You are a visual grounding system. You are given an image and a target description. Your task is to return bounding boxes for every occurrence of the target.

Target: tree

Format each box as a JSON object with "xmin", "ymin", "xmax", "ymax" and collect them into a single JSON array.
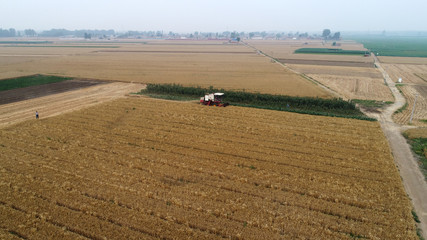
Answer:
[
  {"xmin": 0, "ymin": 28, "xmax": 17, "ymax": 37},
  {"xmin": 322, "ymin": 29, "xmax": 331, "ymax": 39},
  {"xmin": 84, "ymin": 33, "xmax": 91, "ymax": 39},
  {"xmin": 24, "ymin": 29, "xmax": 37, "ymax": 37},
  {"xmin": 9, "ymin": 28, "xmax": 16, "ymax": 37},
  {"xmin": 332, "ymin": 32, "xmax": 340, "ymax": 40}
]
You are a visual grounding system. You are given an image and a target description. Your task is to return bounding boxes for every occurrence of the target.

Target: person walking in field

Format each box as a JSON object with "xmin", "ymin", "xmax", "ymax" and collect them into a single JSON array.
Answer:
[{"xmin": 35, "ymin": 111, "xmax": 39, "ymax": 119}]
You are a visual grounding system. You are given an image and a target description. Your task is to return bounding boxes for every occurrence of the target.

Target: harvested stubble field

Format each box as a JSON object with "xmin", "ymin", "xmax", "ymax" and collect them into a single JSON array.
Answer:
[
  {"xmin": 246, "ymin": 40, "xmax": 373, "ymax": 64},
  {"xmin": 382, "ymin": 63, "xmax": 427, "ymax": 84},
  {"xmin": 380, "ymin": 62, "xmax": 427, "ymax": 125},
  {"xmin": 378, "ymin": 56, "xmax": 427, "ymax": 65},
  {"xmin": 0, "ymin": 97, "xmax": 417, "ymax": 239},
  {"xmin": 244, "ymin": 40, "xmax": 393, "ymax": 102},
  {"xmin": 0, "ymin": 40, "xmax": 330, "ymax": 97},
  {"xmin": 287, "ymin": 64, "xmax": 393, "ymax": 101},
  {"xmin": 394, "ymin": 84, "xmax": 427, "ymax": 126}
]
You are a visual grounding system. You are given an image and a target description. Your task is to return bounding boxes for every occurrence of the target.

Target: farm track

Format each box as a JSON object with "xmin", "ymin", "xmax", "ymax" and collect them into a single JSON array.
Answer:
[
  {"xmin": 0, "ymin": 97, "xmax": 418, "ymax": 239},
  {"xmin": 369, "ymin": 54, "xmax": 427, "ymax": 239}
]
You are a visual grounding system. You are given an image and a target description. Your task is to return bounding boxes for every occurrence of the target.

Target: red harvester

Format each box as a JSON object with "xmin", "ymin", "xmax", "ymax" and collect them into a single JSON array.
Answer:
[{"xmin": 200, "ymin": 93, "xmax": 229, "ymax": 107}]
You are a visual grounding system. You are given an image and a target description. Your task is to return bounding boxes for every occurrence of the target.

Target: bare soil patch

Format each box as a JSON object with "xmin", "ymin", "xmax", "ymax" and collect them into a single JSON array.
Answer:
[
  {"xmin": 0, "ymin": 79, "xmax": 107, "ymax": 105},
  {"xmin": 278, "ymin": 58, "xmax": 374, "ymax": 68},
  {"xmin": 0, "ymin": 82, "xmax": 144, "ymax": 128}
]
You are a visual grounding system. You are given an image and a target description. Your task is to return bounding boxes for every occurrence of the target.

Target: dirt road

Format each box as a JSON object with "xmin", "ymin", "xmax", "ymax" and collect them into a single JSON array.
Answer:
[
  {"xmin": 0, "ymin": 82, "xmax": 145, "ymax": 128},
  {"xmin": 372, "ymin": 54, "xmax": 427, "ymax": 238}
]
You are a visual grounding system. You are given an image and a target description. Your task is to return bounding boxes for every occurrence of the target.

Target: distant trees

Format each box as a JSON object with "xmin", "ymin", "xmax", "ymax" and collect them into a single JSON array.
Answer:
[
  {"xmin": 322, "ymin": 29, "xmax": 331, "ymax": 39},
  {"xmin": 84, "ymin": 33, "xmax": 91, "ymax": 39},
  {"xmin": 322, "ymin": 29, "xmax": 341, "ymax": 41},
  {"xmin": 0, "ymin": 28, "xmax": 17, "ymax": 37},
  {"xmin": 39, "ymin": 29, "xmax": 115, "ymax": 38},
  {"xmin": 332, "ymin": 32, "xmax": 340, "ymax": 40},
  {"xmin": 24, "ymin": 29, "xmax": 37, "ymax": 37}
]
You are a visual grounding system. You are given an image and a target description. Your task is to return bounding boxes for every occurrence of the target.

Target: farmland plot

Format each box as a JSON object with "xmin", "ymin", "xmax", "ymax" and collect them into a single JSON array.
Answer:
[
  {"xmin": 246, "ymin": 40, "xmax": 373, "ymax": 64},
  {"xmin": 0, "ymin": 40, "xmax": 330, "ymax": 97},
  {"xmin": 287, "ymin": 64, "xmax": 393, "ymax": 101},
  {"xmin": 0, "ymin": 97, "xmax": 417, "ymax": 239}
]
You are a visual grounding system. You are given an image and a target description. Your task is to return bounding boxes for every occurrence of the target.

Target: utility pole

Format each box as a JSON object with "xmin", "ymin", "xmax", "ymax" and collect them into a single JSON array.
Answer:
[{"xmin": 409, "ymin": 94, "xmax": 419, "ymax": 124}]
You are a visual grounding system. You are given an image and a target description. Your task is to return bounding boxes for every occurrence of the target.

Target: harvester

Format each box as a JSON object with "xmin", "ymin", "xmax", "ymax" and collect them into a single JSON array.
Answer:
[{"xmin": 200, "ymin": 93, "xmax": 229, "ymax": 107}]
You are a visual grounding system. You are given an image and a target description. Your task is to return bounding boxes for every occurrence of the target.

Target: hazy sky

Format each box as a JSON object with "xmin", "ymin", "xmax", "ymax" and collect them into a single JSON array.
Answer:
[{"xmin": 1, "ymin": 0, "xmax": 427, "ymax": 33}]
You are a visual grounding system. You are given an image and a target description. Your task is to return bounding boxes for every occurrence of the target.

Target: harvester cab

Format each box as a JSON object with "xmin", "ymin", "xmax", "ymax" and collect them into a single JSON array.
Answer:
[{"xmin": 200, "ymin": 93, "xmax": 229, "ymax": 107}]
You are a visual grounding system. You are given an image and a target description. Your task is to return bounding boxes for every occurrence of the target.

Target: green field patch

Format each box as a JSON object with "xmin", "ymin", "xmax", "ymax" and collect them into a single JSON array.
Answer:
[
  {"xmin": 140, "ymin": 84, "xmax": 375, "ymax": 121},
  {"xmin": 351, "ymin": 36, "xmax": 427, "ymax": 58},
  {"xmin": 0, "ymin": 75, "xmax": 72, "ymax": 91},
  {"xmin": 294, "ymin": 48, "xmax": 367, "ymax": 56},
  {"xmin": 352, "ymin": 99, "xmax": 393, "ymax": 108},
  {"xmin": 0, "ymin": 41, "xmax": 53, "ymax": 44}
]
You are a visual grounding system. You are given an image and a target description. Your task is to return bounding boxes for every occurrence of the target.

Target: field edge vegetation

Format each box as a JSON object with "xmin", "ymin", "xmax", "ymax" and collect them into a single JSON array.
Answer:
[
  {"xmin": 403, "ymin": 132, "xmax": 427, "ymax": 180},
  {"xmin": 0, "ymin": 74, "xmax": 72, "ymax": 91},
  {"xmin": 294, "ymin": 48, "xmax": 368, "ymax": 56},
  {"xmin": 139, "ymin": 83, "xmax": 376, "ymax": 121}
]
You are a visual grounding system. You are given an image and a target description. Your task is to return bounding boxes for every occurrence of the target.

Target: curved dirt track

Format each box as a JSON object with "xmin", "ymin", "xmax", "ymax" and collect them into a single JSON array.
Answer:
[
  {"xmin": 371, "ymin": 54, "xmax": 427, "ymax": 239},
  {"xmin": 0, "ymin": 82, "xmax": 145, "ymax": 128}
]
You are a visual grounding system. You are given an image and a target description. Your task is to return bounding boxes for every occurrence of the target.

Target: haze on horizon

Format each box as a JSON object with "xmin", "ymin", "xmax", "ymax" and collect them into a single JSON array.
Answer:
[{"xmin": 1, "ymin": 0, "xmax": 427, "ymax": 33}]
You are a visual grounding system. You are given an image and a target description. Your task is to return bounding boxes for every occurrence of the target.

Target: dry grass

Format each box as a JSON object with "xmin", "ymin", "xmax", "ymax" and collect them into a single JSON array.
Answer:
[
  {"xmin": 0, "ymin": 97, "xmax": 417, "ymax": 239},
  {"xmin": 0, "ymin": 40, "xmax": 330, "ymax": 97},
  {"xmin": 405, "ymin": 127, "xmax": 427, "ymax": 139}
]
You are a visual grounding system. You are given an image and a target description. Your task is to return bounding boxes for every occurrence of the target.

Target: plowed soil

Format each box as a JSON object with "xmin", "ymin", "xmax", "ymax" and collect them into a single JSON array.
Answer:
[
  {"xmin": 0, "ymin": 79, "xmax": 107, "ymax": 105},
  {"xmin": 0, "ymin": 82, "xmax": 144, "ymax": 128}
]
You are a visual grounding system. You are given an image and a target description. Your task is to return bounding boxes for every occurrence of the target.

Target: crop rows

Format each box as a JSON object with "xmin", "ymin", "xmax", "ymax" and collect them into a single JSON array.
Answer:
[
  {"xmin": 394, "ymin": 84, "xmax": 427, "ymax": 125},
  {"xmin": 0, "ymin": 97, "xmax": 417, "ymax": 239}
]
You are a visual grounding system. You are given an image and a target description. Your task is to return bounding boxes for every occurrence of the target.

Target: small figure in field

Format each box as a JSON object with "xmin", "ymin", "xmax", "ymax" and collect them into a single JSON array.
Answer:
[{"xmin": 35, "ymin": 111, "xmax": 39, "ymax": 119}]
